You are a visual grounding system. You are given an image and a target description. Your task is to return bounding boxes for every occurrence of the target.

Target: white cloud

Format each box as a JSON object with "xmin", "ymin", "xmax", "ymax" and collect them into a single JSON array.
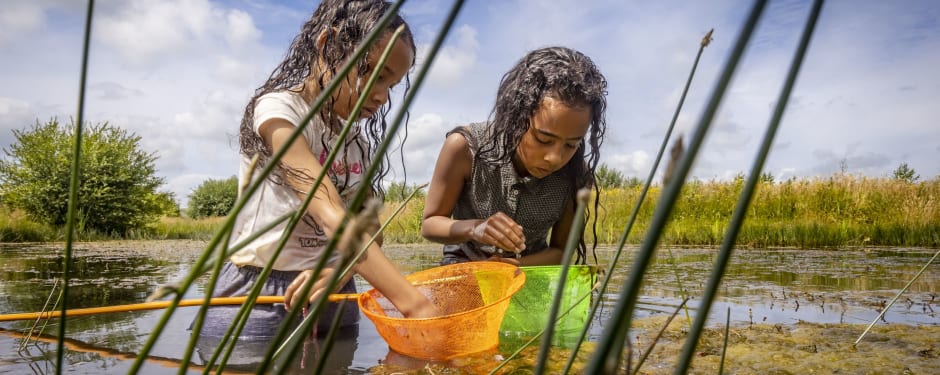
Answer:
[
  {"xmin": 224, "ymin": 9, "xmax": 261, "ymax": 47},
  {"xmin": 94, "ymin": 0, "xmax": 263, "ymax": 65},
  {"xmin": 0, "ymin": 97, "xmax": 33, "ymax": 123},
  {"xmin": 390, "ymin": 112, "xmax": 450, "ymax": 183},
  {"xmin": 172, "ymin": 90, "xmax": 242, "ymax": 140},
  {"xmin": 417, "ymin": 24, "xmax": 479, "ymax": 87},
  {"xmin": 213, "ymin": 56, "xmax": 260, "ymax": 87},
  {"xmin": 89, "ymin": 82, "xmax": 144, "ymax": 101},
  {"xmin": 605, "ymin": 150, "xmax": 651, "ymax": 178},
  {"xmin": 95, "ymin": 0, "xmax": 211, "ymax": 63},
  {"xmin": 0, "ymin": 97, "xmax": 35, "ymax": 150},
  {"xmin": 0, "ymin": 2, "xmax": 45, "ymax": 45}
]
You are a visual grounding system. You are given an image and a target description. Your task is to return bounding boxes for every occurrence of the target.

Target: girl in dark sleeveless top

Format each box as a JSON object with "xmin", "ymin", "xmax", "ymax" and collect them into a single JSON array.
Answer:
[{"xmin": 421, "ymin": 46, "xmax": 608, "ymax": 266}]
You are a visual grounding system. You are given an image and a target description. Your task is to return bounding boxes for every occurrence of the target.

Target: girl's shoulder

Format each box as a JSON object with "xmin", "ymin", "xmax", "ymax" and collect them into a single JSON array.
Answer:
[
  {"xmin": 446, "ymin": 122, "xmax": 489, "ymax": 151},
  {"xmin": 256, "ymin": 90, "xmax": 307, "ymax": 112},
  {"xmin": 253, "ymin": 90, "xmax": 326, "ymax": 138}
]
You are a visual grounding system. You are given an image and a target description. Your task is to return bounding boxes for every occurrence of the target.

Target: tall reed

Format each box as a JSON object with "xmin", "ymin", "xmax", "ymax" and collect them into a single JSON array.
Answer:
[
  {"xmin": 39, "ymin": 0, "xmax": 938, "ymax": 374},
  {"xmin": 379, "ymin": 175, "xmax": 940, "ymax": 248}
]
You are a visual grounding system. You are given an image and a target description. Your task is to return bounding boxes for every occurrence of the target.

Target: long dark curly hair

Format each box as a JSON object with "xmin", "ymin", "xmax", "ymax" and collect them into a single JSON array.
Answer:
[
  {"xmin": 482, "ymin": 46, "xmax": 608, "ymax": 264},
  {"xmin": 238, "ymin": 0, "xmax": 415, "ymax": 198}
]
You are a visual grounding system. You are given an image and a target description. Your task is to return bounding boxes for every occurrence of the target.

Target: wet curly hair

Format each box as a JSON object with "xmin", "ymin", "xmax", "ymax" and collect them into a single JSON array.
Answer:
[
  {"xmin": 482, "ymin": 46, "xmax": 608, "ymax": 264},
  {"xmin": 238, "ymin": 0, "xmax": 415, "ymax": 197}
]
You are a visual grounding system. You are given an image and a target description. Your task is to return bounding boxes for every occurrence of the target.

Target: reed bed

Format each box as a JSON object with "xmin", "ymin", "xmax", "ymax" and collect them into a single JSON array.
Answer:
[
  {"xmin": 0, "ymin": 207, "xmax": 55, "ymax": 242},
  {"xmin": 379, "ymin": 174, "xmax": 940, "ymax": 248},
  {"xmin": 3, "ymin": 175, "xmax": 934, "ymax": 247}
]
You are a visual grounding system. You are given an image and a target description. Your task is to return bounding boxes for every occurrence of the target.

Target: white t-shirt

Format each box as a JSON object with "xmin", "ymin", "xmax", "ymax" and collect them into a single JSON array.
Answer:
[{"xmin": 229, "ymin": 90, "xmax": 370, "ymax": 271}]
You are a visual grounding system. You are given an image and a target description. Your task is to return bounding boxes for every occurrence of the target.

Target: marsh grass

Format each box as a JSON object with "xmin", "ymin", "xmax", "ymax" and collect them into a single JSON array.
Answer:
[
  {"xmin": 0, "ymin": 209, "xmax": 226, "ymax": 242},
  {"xmin": 0, "ymin": 207, "xmax": 55, "ymax": 242},
  {"xmin": 6, "ymin": 174, "xmax": 933, "ymax": 247},
  {"xmin": 146, "ymin": 216, "xmax": 227, "ymax": 241},
  {"xmin": 598, "ymin": 175, "xmax": 939, "ymax": 247},
  {"xmin": 378, "ymin": 175, "xmax": 940, "ymax": 248}
]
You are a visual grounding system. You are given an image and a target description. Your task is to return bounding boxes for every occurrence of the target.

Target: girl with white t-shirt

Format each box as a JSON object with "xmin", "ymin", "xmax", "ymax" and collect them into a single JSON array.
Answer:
[{"xmin": 197, "ymin": 0, "xmax": 437, "ymax": 346}]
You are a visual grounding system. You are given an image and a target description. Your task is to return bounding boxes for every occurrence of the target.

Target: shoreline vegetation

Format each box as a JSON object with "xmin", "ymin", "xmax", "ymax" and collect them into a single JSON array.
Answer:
[{"xmin": 2, "ymin": 174, "xmax": 937, "ymax": 248}]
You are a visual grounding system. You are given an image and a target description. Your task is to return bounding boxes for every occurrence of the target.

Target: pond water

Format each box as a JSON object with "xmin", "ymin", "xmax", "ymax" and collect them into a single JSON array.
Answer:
[{"xmin": 0, "ymin": 241, "xmax": 937, "ymax": 374}]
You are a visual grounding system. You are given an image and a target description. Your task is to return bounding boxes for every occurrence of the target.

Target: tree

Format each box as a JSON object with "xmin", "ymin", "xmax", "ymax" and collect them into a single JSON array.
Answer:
[
  {"xmin": 187, "ymin": 176, "xmax": 238, "ymax": 218},
  {"xmin": 596, "ymin": 163, "xmax": 626, "ymax": 189},
  {"xmin": 384, "ymin": 181, "xmax": 427, "ymax": 202},
  {"xmin": 152, "ymin": 191, "xmax": 181, "ymax": 217},
  {"xmin": 892, "ymin": 162, "xmax": 920, "ymax": 183},
  {"xmin": 0, "ymin": 118, "xmax": 165, "ymax": 235}
]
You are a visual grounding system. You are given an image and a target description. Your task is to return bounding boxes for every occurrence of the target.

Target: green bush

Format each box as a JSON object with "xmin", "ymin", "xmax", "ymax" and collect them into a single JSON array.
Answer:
[
  {"xmin": 596, "ymin": 163, "xmax": 626, "ymax": 189},
  {"xmin": 892, "ymin": 162, "xmax": 920, "ymax": 182},
  {"xmin": 0, "ymin": 118, "xmax": 165, "ymax": 236},
  {"xmin": 384, "ymin": 181, "xmax": 427, "ymax": 202},
  {"xmin": 187, "ymin": 176, "xmax": 238, "ymax": 218},
  {"xmin": 152, "ymin": 190, "xmax": 181, "ymax": 217}
]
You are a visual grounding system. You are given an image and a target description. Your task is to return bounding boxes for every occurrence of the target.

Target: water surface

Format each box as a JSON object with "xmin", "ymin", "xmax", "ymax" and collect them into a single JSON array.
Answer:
[{"xmin": 0, "ymin": 241, "xmax": 936, "ymax": 373}]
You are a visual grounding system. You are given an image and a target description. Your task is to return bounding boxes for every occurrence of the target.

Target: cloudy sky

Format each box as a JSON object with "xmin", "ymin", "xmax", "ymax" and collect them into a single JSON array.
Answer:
[{"xmin": 1, "ymin": 0, "xmax": 938, "ymax": 207}]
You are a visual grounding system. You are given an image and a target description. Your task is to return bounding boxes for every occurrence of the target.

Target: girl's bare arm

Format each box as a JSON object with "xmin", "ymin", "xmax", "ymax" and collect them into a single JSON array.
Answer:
[
  {"xmin": 422, "ymin": 132, "xmax": 526, "ymax": 253},
  {"xmin": 262, "ymin": 119, "xmax": 436, "ymax": 318},
  {"xmin": 421, "ymin": 131, "xmax": 476, "ymax": 243}
]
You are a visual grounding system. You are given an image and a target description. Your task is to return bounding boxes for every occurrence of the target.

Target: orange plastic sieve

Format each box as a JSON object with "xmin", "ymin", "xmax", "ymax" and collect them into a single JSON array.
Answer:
[{"xmin": 357, "ymin": 261, "xmax": 526, "ymax": 360}]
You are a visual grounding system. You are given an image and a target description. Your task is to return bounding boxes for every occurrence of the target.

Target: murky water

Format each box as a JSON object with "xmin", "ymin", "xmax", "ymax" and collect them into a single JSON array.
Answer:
[{"xmin": 0, "ymin": 241, "xmax": 936, "ymax": 374}]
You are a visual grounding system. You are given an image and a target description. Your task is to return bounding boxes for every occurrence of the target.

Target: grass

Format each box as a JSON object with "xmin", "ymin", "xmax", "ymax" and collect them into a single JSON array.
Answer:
[
  {"xmin": 0, "ymin": 207, "xmax": 55, "ymax": 242},
  {"xmin": 596, "ymin": 174, "xmax": 939, "ymax": 248},
  {"xmin": 10, "ymin": 1, "xmax": 935, "ymax": 373},
  {"xmin": 2, "ymin": 174, "xmax": 937, "ymax": 248},
  {"xmin": 385, "ymin": 173, "xmax": 940, "ymax": 248}
]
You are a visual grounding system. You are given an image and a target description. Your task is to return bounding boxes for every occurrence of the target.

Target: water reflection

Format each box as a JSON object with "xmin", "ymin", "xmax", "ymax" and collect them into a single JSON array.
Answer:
[
  {"xmin": 596, "ymin": 247, "xmax": 939, "ymax": 327},
  {"xmin": 0, "ymin": 242, "xmax": 937, "ymax": 374}
]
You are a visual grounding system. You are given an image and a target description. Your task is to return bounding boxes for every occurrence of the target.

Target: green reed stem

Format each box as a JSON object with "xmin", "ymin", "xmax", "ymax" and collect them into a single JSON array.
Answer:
[
  {"xmin": 177, "ymin": 236, "xmax": 231, "ymax": 373},
  {"xmin": 209, "ymin": 221, "xmax": 292, "ymax": 373},
  {"xmin": 487, "ymin": 286, "xmax": 595, "ymax": 375},
  {"xmin": 130, "ymin": 211, "xmax": 237, "ymax": 373},
  {"xmin": 718, "ymin": 306, "xmax": 731, "ymax": 375},
  {"xmin": 585, "ymin": 1, "xmax": 767, "ymax": 373},
  {"xmin": 855, "ymin": 248, "xmax": 940, "ymax": 345},
  {"xmin": 262, "ymin": 23, "xmax": 409, "ymax": 373},
  {"xmin": 57, "ymin": 1, "xmax": 94, "ymax": 373},
  {"xmin": 204, "ymin": 6, "xmax": 412, "ymax": 373},
  {"xmin": 276, "ymin": 1, "xmax": 466, "ymax": 364},
  {"xmin": 674, "ymin": 1, "xmax": 821, "ymax": 372},
  {"xmin": 351, "ymin": 182, "xmax": 429, "ymax": 266},
  {"xmin": 213, "ymin": 9, "xmax": 411, "ymax": 358},
  {"xmin": 262, "ymin": 1, "xmax": 465, "ymax": 371},
  {"xmin": 313, "ymin": 300, "xmax": 349, "ymax": 374},
  {"xmin": 562, "ymin": 27, "xmax": 712, "ymax": 375},
  {"xmin": 22, "ymin": 279, "xmax": 61, "ymax": 352},
  {"xmin": 631, "ymin": 297, "xmax": 689, "ymax": 375},
  {"xmin": 134, "ymin": 0, "xmax": 405, "ymax": 369},
  {"xmin": 275, "ymin": 184, "xmax": 427, "ymax": 361},
  {"xmin": 667, "ymin": 249, "xmax": 692, "ymax": 325},
  {"xmin": 534, "ymin": 189, "xmax": 591, "ymax": 374}
]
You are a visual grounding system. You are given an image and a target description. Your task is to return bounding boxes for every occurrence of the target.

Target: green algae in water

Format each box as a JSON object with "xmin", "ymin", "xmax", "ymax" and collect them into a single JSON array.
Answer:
[
  {"xmin": 366, "ymin": 318, "xmax": 939, "ymax": 374},
  {"xmin": 630, "ymin": 317, "xmax": 939, "ymax": 375}
]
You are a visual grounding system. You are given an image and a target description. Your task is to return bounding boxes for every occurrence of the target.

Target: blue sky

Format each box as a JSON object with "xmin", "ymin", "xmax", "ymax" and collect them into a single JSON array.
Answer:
[{"xmin": 1, "ymin": 0, "xmax": 938, "ymax": 207}]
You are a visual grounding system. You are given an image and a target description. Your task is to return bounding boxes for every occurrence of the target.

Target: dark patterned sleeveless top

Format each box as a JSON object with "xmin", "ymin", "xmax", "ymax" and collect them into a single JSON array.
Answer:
[{"xmin": 441, "ymin": 122, "xmax": 574, "ymax": 264}]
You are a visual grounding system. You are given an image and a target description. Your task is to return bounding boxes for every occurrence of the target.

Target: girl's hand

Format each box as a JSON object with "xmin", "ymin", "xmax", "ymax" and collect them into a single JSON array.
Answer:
[
  {"xmin": 470, "ymin": 212, "xmax": 525, "ymax": 255},
  {"xmin": 402, "ymin": 298, "xmax": 441, "ymax": 319},
  {"xmin": 284, "ymin": 267, "xmax": 337, "ymax": 311}
]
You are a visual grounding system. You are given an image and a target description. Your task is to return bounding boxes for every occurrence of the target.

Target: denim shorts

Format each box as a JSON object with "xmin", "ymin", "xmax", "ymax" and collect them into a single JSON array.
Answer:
[{"xmin": 192, "ymin": 262, "xmax": 359, "ymax": 339}]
